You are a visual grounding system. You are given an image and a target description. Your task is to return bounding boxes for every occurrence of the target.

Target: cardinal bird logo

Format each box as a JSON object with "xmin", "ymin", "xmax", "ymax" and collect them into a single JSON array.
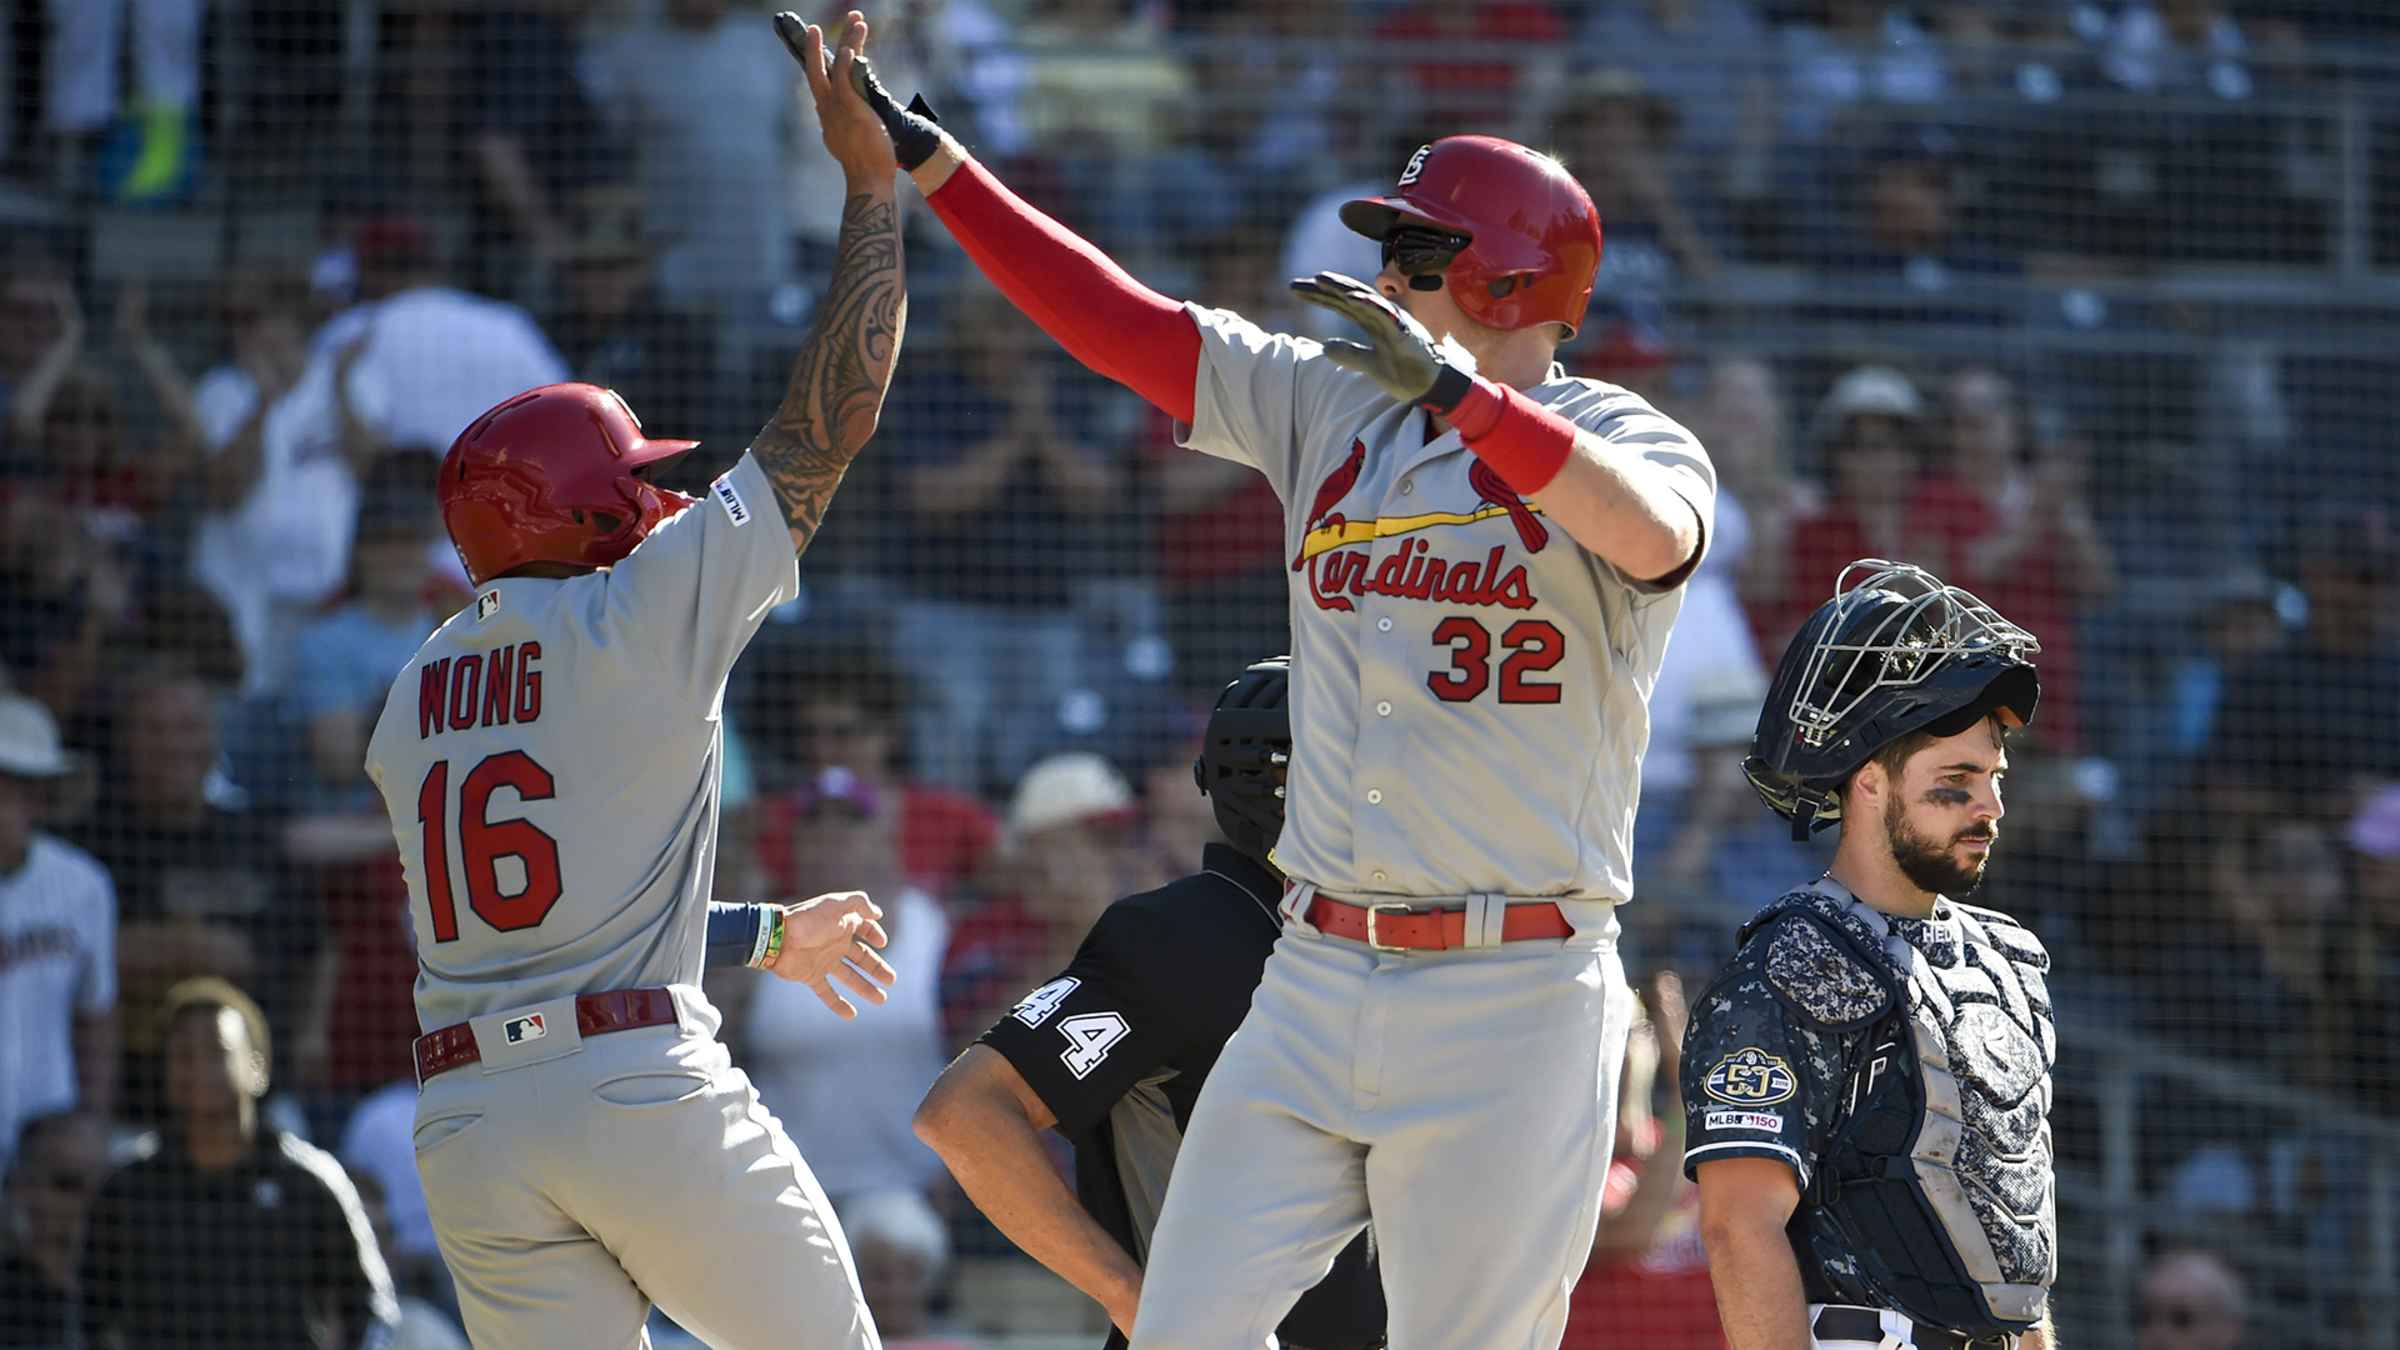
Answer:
[
  {"xmin": 1468, "ymin": 459, "xmax": 1549, "ymax": 552},
  {"xmin": 1295, "ymin": 438, "xmax": 1369, "ymax": 570}
]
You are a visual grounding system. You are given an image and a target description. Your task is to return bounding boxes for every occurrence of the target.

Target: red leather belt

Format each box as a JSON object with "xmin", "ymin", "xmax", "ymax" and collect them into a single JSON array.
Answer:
[
  {"xmin": 1304, "ymin": 894, "xmax": 1574, "ymax": 951},
  {"xmin": 413, "ymin": 987, "xmax": 678, "ymax": 1085}
]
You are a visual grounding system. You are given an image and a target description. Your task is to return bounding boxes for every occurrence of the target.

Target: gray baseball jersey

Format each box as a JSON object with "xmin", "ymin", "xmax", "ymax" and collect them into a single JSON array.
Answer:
[
  {"xmin": 365, "ymin": 452, "xmax": 796, "ymax": 1035},
  {"xmin": 1178, "ymin": 304, "xmax": 1716, "ymax": 902}
]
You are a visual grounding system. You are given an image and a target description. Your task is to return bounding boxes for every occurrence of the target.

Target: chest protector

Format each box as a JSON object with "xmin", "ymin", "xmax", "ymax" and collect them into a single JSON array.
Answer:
[{"xmin": 1746, "ymin": 883, "xmax": 2057, "ymax": 1336}]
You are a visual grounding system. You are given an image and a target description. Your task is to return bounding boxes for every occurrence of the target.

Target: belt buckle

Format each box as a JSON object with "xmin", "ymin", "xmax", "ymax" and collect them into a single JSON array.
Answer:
[{"xmin": 1364, "ymin": 901, "xmax": 1414, "ymax": 952}]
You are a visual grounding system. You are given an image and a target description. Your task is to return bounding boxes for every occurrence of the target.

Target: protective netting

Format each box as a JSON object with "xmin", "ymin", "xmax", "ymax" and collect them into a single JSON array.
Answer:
[{"xmin": 1, "ymin": 2, "xmax": 2396, "ymax": 1348}]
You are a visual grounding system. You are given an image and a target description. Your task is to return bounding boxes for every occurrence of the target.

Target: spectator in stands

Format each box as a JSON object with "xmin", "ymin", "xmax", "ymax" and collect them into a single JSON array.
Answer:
[
  {"xmin": 2152, "ymin": 814, "xmax": 2344, "ymax": 1085},
  {"xmin": 1372, "ymin": 0, "xmax": 1568, "ymax": 137},
  {"xmin": 745, "ymin": 638, "xmax": 998, "ymax": 904},
  {"xmin": 0, "ymin": 249, "xmax": 73, "ymax": 438},
  {"xmin": 545, "ymin": 185, "xmax": 723, "ymax": 451},
  {"xmin": 343, "ymin": 1169, "xmax": 469, "ymax": 1350},
  {"xmin": 1756, "ymin": 365, "xmax": 1935, "ymax": 651},
  {"xmin": 80, "ymin": 978, "xmax": 397, "ymax": 1349},
  {"xmin": 1554, "ymin": 69, "xmax": 1723, "ymax": 317},
  {"xmin": 1695, "ymin": 355, "xmax": 1818, "ymax": 638},
  {"xmin": 583, "ymin": 0, "xmax": 807, "ymax": 311},
  {"xmin": 315, "ymin": 214, "xmax": 571, "ymax": 463},
  {"xmin": 0, "ymin": 488, "xmax": 133, "ymax": 726},
  {"xmin": 2136, "ymin": 1247, "xmax": 2248, "ymax": 1350},
  {"xmin": 1565, "ymin": 972, "xmax": 1720, "ymax": 1350},
  {"xmin": 2335, "ymin": 784, "xmax": 2400, "ymax": 1116},
  {"xmin": 838, "ymin": 1188, "xmax": 967, "ymax": 1346},
  {"xmin": 1825, "ymin": 126, "xmax": 2022, "ymax": 291},
  {"xmin": 460, "ymin": 0, "xmax": 621, "ymax": 302},
  {"xmin": 877, "ymin": 288, "xmax": 1130, "ymax": 795},
  {"xmin": 1146, "ymin": 236, "xmax": 1292, "ymax": 695},
  {"xmin": 172, "ymin": 268, "xmax": 363, "ymax": 695},
  {"xmin": 1911, "ymin": 366, "xmax": 2117, "ymax": 752},
  {"xmin": 729, "ymin": 767, "xmax": 951, "ymax": 1212},
  {"xmin": 287, "ymin": 456, "xmax": 449, "ymax": 809},
  {"xmin": 2200, "ymin": 503, "xmax": 2400, "ymax": 829},
  {"xmin": 0, "ymin": 1109, "xmax": 107, "ymax": 1349},
  {"xmin": 0, "ymin": 695, "xmax": 116, "ymax": 1174},
  {"xmin": 37, "ymin": 0, "xmax": 203, "ymax": 202},
  {"xmin": 940, "ymin": 753, "xmax": 1141, "ymax": 1047},
  {"xmin": 1576, "ymin": 0, "xmax": 1773, "ymax": 181},
  {"xmin": 73, "ymin": 660, "xmax": 326, "ymax": 1127},
  {"xmin": 1776, "ymin": 0, "xmax": 1949, "ymax": 145},
  {"xmin": 2103, "ymin": 0, "xmax": 2254, "ymax": 99}
]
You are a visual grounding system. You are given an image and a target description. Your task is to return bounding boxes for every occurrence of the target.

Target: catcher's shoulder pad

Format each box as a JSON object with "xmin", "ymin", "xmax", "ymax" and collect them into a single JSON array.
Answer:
[
  {"xmin": 1952, "ymin": 900, "xmax": 2052, "ymax": 975},
  {"xmin": 1734, "ymin": 888, "xmax": 1901, "ymax": 1031}
]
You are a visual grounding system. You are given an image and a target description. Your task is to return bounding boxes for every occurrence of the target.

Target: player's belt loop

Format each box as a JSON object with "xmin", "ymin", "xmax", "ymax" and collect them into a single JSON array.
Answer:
[{"xmin": 1364, "ymin": 901, "xmax": 1415, "ymax": 952}]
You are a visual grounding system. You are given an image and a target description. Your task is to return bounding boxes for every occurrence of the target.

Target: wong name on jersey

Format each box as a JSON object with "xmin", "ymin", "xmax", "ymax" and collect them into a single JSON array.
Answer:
[{"xmin": 418, "ymin": 640, "xmax": 546, "ymax": 738}]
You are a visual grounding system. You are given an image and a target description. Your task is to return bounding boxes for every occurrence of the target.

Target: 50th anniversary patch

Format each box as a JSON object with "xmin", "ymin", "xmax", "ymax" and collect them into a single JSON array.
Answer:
[{"xmin": 1704, "ymin": 1046, "xmax": 1798, "ymax": 1106}]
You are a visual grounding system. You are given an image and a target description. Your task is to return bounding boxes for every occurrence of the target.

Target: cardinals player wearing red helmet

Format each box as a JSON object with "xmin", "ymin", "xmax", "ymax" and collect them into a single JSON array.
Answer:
[{"xmin": 832, "ymin": 55, "xmax": 1719, "ymax": 1348}]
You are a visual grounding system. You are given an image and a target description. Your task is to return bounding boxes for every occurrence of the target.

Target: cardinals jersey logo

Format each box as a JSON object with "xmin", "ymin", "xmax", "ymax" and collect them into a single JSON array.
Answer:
[{"xmin": 1292, "ymin": 443, "xmax": 1550, "ymax": 614}]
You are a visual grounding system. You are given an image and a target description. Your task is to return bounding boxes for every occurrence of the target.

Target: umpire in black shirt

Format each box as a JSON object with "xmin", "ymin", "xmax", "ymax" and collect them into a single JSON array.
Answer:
[
  {"xmin": 1683, "ymin": 561, "xmax": 2057, "ymax": 1350},
  {"xmin": 915, "ymin": 657, "xmax": 1385, "ymax": 1349},
  {"xmin": 80, "ymin": 978, "xmax": 397, "ymax": 1350}
]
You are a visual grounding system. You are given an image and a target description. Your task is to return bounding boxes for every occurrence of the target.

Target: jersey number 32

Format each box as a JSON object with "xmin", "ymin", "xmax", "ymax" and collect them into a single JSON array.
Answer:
[{"xmin": 415, "ymin": 753, "xmax": 564, "ymax": 942}]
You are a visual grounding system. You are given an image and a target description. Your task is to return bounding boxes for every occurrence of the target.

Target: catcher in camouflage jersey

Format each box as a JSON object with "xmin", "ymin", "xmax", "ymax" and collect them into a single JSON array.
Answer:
[{"xmin": 1682, "ymin": 560, "xmax": 2058, "ymax": 1350}]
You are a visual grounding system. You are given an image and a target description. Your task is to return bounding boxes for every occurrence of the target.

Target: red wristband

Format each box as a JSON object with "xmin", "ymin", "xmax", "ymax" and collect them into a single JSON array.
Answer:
[{"xmin": 1450, "ymin": 377, "xmax": 1575, "ymax": 494}]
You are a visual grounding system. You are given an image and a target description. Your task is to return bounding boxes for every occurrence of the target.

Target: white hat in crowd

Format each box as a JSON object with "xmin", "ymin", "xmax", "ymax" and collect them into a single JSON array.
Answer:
[
  {"xmin": 1006, "ymin": 752, "xmax": 1137, "ymax": 839},
  {"xmin": 0, "ymin": 695, "xmax": 74, "ymax": 779}
]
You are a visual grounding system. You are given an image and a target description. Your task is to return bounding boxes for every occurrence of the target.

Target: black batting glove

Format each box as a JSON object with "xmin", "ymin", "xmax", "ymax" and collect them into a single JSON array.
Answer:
[
  {"xmin": 773, "ymin": 13, "xmax": 945, "ymax": 171},
  {"xmin": 1290, "ymin": 271, "xmax": 1477, "ymax": 413}
]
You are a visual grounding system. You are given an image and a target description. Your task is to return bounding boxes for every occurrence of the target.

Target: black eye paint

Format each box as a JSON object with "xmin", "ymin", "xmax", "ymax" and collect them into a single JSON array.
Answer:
[{"xmin": 1926, "ymin": 787, "xmax": 1972, "ymax": 806}]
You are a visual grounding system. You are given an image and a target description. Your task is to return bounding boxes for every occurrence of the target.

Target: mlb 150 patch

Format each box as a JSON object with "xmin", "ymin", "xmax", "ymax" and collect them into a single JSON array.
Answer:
[{"xmin": 1704, "ymin": 1046, "xmax": 1797, "ymax": 1105}]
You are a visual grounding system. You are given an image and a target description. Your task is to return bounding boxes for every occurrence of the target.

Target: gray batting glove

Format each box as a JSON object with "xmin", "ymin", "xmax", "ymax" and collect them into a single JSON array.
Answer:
[{"xmin": 1290, "ymin": 271, "xmax": 1479, "ymax": 411}]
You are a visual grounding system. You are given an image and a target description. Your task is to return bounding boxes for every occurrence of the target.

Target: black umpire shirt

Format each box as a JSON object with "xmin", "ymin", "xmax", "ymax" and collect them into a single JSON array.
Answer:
[
  {"xmin": 80, "ymin": 1128, "xmax": 396, "ymax": 1349},
  {"xmin": 976, "ymin": 843, "xmax": 1387, "ymax": 1350}
]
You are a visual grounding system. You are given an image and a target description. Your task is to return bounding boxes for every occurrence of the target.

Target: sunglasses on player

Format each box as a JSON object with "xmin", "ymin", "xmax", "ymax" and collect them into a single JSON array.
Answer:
[{"xmin": 1382, "ymin": 225, "xmax": 1471, "ymax": 287}]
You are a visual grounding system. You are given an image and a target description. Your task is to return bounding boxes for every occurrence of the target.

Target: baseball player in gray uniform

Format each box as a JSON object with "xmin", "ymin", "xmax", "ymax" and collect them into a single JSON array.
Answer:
[
  {"xmin": 823, "ymin": 66, "xmax": 1716, "ymax": 1348},
  {"xmin": 363, "ymin": 17, "xmax": 907, "ymax": 1349}
]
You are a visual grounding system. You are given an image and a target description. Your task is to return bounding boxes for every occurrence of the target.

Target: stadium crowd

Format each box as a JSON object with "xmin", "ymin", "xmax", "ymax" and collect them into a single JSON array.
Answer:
[{"xmin": 3, "ymin": 1, "xmax": 2399, "ymax": 1346}]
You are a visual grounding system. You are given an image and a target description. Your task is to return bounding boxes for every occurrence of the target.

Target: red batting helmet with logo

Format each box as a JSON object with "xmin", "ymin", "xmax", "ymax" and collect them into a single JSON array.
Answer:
[
  {"xmin": 438, "ymin": 382, "xmax": 698, "ymax": 585},
  {"xmin": 1339, "ymin": 135, "xmax": 1605, "ymax": 338}
]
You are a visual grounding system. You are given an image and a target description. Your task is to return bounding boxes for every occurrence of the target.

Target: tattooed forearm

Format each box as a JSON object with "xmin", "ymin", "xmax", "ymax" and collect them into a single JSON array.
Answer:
[{"xmin": 753, "ymin": 183, "xmax": 908, "ymax": 557}]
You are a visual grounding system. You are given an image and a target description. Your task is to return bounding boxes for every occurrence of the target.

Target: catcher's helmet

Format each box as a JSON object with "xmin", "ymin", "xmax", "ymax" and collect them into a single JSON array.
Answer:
[
  {"xmin": 1339, "ymin": 135, "xmax": 1605, "ymax": 338},
  {"xmin": 1192, "ymin": 656, "xmax": 1291, "ymax": 864},
  {"xmin": 1747, "ymin": 560, "xmax": 2040, "ymax": 841},
  {"xmin": 439, "ymin": 383, "xmax": 699, "ymax": 585}
]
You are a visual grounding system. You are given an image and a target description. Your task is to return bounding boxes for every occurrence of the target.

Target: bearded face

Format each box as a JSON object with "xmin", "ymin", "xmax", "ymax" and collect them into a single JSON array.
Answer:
[
  {"xmin": 1866, "ymin": 716, "xmax": 2009, "ymax": 899},
  {"xmin": 1884, "ymin": 785, "xmax": 1997, "ymax": 896}
]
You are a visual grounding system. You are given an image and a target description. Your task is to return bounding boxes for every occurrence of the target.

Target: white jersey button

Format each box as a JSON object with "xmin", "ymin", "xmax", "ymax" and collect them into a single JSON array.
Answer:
[
  {"xmin": 1377, "ymin": 617, "xmax": 1393, "ymax": 632},
  {"xmin": 1376, "ymin": 701, "xmax": 1393, "ymax": 716},
  {"xmin": 1367, "ymin": 788, "xmax": 1384, "ymax": 804},
  {"xmin": 1371, "ymin": 870, "xmax": 1388, "ymax": 883},
  {"xmin": 1399, "ymin": 478, "xmax": 1415, "ymax": 495}
]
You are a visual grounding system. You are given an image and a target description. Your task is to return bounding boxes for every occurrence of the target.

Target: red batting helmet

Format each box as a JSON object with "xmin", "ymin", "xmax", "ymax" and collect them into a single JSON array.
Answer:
[
  {"xmin": 438, "ymin": 382, "xmax": 699, "ymax": 585},
  {"xmin": 1340, "ymin": 135, "xmax": 1605, "ymax": 338}
]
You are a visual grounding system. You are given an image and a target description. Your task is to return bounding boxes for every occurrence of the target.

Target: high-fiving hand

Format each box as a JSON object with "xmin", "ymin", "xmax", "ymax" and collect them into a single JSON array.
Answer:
[
  {"xmin": 1290, "ymin": 271, "xmax": 1477, "ymax": 411},
  {"xmin": 774, "ymin": 10, "xmax": 893, "ymax": 179},
  {"xmin": 773, "ymin": 9, "xmax": 946, "ymax": 173},
  {"xmin": 764, "ymin": 891, "xmax": 898, "ymax": 1019}
]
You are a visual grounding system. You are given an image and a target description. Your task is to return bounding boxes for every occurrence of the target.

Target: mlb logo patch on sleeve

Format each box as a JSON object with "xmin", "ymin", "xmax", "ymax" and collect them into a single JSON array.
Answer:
[
  {"xmin": 504, "ymin": 1012, "xmax": 548, "ymax": 1045},
  {"xmin": 713, "ymin": 475, "xmax": 752, "ymax": 527}
]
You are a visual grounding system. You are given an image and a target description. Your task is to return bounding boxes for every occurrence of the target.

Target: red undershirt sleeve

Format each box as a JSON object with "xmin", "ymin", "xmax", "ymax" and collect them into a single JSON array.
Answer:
[{"xmin": 925, "ymin": 157, "xmax": 1201, "ymax": 425}]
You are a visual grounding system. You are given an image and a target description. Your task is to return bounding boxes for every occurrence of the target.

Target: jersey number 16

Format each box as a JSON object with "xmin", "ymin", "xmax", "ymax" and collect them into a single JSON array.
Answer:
[{"xmin": 415, "ymin": 753, "xmax": 565, "ymax": 942}]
